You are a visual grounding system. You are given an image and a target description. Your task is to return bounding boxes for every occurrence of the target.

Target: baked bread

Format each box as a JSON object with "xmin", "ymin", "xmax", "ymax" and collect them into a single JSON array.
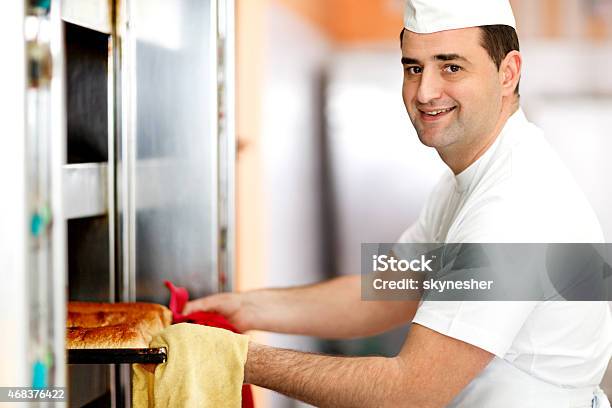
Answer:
[
  {"xmin": 66, "ymin": 302, "xmax": 172, "ymax": 349},
  {"xmin": 67, "ymin": 325, "xmax": 148, "ymax": 349}
]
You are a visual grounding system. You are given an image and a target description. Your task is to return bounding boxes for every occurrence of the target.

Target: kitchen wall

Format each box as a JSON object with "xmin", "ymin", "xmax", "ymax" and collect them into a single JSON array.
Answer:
[
  {"xmin": 259, "ymin": 2, "xmax": 331, "ymax": 407},
  {"xmin": 237, "ymin": 0, "xmax": 336, "ymax": 405}
]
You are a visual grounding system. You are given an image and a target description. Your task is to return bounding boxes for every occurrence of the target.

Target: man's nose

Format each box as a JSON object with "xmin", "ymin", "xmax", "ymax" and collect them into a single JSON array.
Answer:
[{"xmin": 417, "ymin": 71, "xmax": 443, "ymax": 104}]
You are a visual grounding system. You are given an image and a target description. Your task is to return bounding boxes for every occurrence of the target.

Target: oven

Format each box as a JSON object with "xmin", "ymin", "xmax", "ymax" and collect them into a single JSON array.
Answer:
[{"xmin": 1, "ymin": 0, "xmax": 235, "ymax": 406}]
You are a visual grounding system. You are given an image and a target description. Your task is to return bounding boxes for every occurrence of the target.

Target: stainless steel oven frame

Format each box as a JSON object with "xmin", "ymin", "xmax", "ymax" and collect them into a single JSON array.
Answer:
[{"xmin": 1, "ymin": 0, "xmax": 235, "ymax": 406}]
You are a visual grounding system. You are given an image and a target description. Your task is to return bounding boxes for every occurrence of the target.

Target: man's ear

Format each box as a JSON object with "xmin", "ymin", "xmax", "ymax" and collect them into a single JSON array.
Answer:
[{"xmin": 500, "ymin": 51, "xmax": 522, "ymax": 97}]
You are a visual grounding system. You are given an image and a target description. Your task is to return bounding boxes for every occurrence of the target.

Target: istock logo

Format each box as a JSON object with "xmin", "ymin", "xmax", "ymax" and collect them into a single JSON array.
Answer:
[{"xmin": 372, "ymin": 255, "xmax": 434, "ymax": 272}]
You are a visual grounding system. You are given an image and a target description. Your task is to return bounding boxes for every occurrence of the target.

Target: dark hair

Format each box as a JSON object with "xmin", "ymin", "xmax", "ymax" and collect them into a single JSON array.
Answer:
[
  {"xmin": 479, "ymin": 25, "xmax": 520, "ymax": 95},
  {"xmin": 400, "ymin": 25, "xmax": 521, "ymax": 95}
]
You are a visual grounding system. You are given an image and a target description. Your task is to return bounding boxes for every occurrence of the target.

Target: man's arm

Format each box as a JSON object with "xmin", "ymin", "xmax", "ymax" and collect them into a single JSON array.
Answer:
[
  {"xmin": 185, "ymin": 275, "xmax": 418, "ymax": 339},
  {"xmin": 245, "ymin": 323, "xmax": 494, "ymax": 408}
]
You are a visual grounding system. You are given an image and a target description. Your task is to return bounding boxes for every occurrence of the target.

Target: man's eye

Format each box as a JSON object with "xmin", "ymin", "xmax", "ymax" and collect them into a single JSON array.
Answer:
[
  {"xmin": 405, "ymin": 66, "xmax": 422, "ymax": 75},
  {"xmin": 444, "ymin": 65, "xmax": 462, "ymax": 73}
]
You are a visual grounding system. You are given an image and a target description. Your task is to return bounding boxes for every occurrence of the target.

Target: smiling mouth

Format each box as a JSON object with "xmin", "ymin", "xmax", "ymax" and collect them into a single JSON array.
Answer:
[{"xmin": 419, "ymin": 107, "xmax": 457, "ymax": 117}]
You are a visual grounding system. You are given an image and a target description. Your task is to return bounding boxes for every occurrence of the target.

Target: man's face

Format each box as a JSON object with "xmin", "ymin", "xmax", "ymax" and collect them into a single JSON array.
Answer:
[{"xmin": 401, "ymin": 27, "xmax": 503, "ymax": 151}]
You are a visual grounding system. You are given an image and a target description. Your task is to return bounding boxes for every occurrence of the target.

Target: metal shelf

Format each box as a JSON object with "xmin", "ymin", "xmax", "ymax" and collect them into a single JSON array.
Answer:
[
  {"xmin": 63, "ymin": 163, "xmax": 107, "ymax": 219},
  {"xmin": 61, "ymin": 0, "xmax": 111, "ymax": 34}
]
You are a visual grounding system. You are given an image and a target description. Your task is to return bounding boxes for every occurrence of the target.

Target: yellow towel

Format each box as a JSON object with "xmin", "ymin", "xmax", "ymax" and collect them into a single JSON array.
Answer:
[{"xmin": 132, "ymin": 323, "xmax": 249, "ymax": 408}]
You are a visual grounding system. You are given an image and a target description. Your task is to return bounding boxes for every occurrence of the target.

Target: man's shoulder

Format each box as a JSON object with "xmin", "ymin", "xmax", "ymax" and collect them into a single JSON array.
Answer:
[{"xmin": 453, "ymin": 125, "xmax": 604, "ymax": 242}]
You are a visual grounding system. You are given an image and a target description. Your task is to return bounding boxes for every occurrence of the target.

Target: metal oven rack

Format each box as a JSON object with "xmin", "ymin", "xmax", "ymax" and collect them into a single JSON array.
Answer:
[{"xmin": 67, "ymin": 348, "xmax": 167, "ymax": 365}]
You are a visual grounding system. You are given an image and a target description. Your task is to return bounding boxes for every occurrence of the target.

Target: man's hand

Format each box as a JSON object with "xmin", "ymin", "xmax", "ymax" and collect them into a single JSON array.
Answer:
[
  {"xmin": 183, "ymin": 292, "xmax": 255, "ymax": 332},
  {"xmin": 183, "ymin": 276, "xmax": 418, "ymax": 339}
]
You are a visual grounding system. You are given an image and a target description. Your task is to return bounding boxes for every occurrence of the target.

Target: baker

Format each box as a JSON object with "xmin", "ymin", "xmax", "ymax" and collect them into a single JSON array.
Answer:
[{"xmin": 186, "ymin": 0, "xmax": 612, "ymax": 406}]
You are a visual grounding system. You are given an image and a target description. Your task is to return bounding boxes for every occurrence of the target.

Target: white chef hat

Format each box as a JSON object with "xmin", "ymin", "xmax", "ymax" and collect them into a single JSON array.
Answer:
[{"xmin": 404, "ymin": 0, "xmax": 516, "ymax": 34}]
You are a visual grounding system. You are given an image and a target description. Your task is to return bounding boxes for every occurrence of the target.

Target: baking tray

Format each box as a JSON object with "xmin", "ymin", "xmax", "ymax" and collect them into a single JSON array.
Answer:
[{"xmin": 68, "ymin": 347, "xmax": 167, "ymax": 364}]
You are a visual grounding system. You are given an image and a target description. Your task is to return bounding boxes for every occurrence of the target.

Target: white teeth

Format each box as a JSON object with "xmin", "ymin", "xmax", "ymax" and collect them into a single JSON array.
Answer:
[{"xmin": 424, "ymin": 108, "xmax": 453, "ymax": 116}]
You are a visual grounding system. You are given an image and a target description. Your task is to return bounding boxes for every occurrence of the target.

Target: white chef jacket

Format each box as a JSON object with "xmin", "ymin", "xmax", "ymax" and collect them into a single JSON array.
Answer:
[{"xmin": 399, "ymin": 108, "xmax": 612, "ymax": 407}]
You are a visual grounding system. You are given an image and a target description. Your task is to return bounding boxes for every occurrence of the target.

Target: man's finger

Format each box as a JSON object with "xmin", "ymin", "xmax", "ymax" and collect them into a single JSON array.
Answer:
[{"xmin": 183, "ymin": 298, "xmax": 218, "ymax": 314}]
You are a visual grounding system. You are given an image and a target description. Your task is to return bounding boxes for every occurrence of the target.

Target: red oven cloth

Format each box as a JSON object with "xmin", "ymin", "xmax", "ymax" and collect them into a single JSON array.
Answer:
[{"xmin": 164, "ymin": 281, "xmax": 255, "ymax": 408}]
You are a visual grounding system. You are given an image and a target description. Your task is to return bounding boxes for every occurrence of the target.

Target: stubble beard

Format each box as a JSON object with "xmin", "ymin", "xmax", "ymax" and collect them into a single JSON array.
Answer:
[{"xmin": 412, "ymin": 114, "xmax": 465, "ymax": 150}]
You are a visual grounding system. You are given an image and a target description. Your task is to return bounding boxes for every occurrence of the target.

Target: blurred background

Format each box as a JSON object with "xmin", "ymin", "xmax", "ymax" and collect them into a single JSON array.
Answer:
[{"xmin": 233, "ymin": 0, "xmax": 612, "ymax": 406}]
